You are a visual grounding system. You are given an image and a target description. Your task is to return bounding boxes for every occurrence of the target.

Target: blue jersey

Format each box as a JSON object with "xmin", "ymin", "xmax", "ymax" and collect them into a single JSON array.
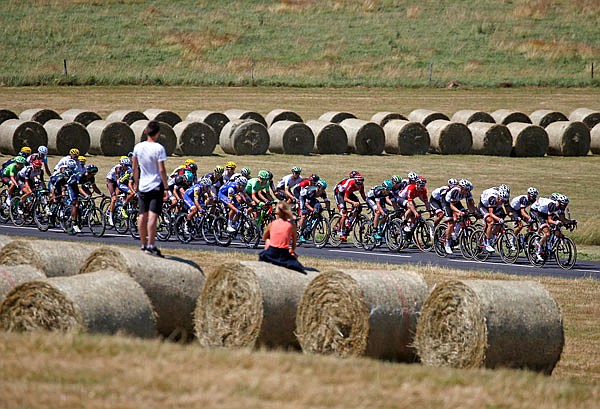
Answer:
[{"xmin": 218, "ymin": 181, "xmax": 239, "ymax": 198}]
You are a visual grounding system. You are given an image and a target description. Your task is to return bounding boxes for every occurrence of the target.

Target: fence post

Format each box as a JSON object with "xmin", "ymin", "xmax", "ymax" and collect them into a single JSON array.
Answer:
[
  {"xmin": 63, "ymin": 59, "xmax": 68, "ymax": 76},
  {"xmin": 429, "ymin": 63, "xmax": 433, "ymax": 85},
  {"xmin": 592, "ymin": 62, "xmax": 594, "ymax": 79},
  {"xmin": 251, "ymin": 61, "xmax": 255, "ymax": 86}
]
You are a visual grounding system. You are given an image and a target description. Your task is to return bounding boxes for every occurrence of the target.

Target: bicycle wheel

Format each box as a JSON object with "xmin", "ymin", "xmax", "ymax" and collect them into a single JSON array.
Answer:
[
  {"xmin": 555, "ymin": 237, "xmax": 577, "ymax": 270},
  {"xmin": 59, "ymin": 204, "xmax": 75, "ymax": 234},
  {"xmin": 87, "ymin": 207, "xmax": 106, "ymax": 237},
  {"xmin": 328, "ymin": 214, "xmax": 343, "ymax": 247},
  {"xmin": 9, "ymin": 197, "xmax": 24, "ymax": 226},
  {"xmin": 240, "ymin": 218, "xmax": 260, "ymax": 248},
  {"xmin": 311, "ymin": 217, "xmax": 331, "ymax": 248},
  {"xmin": 433, "ymin": 224, "xmax": 448, "ymax": 258},
  {"xmin": 113, "ymin": 204, "xmax": 129, "ymax": 234},
  {"xmin": 414, "ymin": 219, "xmax": 434, "ymax": 252},
  {"xmin": 129, "ymin": 210, "xmax": 140, "ymax": 239},
  {"xmin": 33, "ymin": 198, "xmax": 51, "ymax": 231},
  {"xmin": 470, "ymin": 230, "xmax": 490, "ymax": 261},
  {"xmin": 459, "ymin": 227, "xmax": 474, "ymax": 260},
  {"xmin": 175, "ymin": 214, "xmax": 193, "ymax": 244},
  {"xmin": 213, "ymin": 216, "xmax": 232, "ymax": 246},
  {"xmin": 360, "ymin": 219, "xmax": 376, "ymax": 251},
  {"xmin": 526, "ymin": 233, "xmax": 546, "ymax": 267},
  {"xmin": 156, "ymin": 209, "xmax": 171, "ymax": 241},
  {"xmin": 201, "ymin": 213, "xmax": 217, "ymax": 244},
  {"xmin": 352, "ymin": 214, "xmax": 368, "ymax": 249},
  {"xmin": 498, "ymin": 230, "xmax": 519, "ymax": 264},
  {"xmin": 385, "ymin": 219, "xmax": 404, "ymax": 252},
  {"xmin": 0, "ymin": 190, "xmax": 10, "ymax": 223}
]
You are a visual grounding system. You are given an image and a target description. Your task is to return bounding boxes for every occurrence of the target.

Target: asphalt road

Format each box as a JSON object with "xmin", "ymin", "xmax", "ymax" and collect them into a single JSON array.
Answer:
[{"xmin": 1, "ymin": 223, "xmax": 599, "ymax": 281}]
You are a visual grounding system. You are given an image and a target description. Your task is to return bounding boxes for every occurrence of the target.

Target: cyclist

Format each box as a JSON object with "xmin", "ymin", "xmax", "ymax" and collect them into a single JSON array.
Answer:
[
  {"xmin": 430, "ymin": 178, "xmax": 458, "ymax": 228},
  {"xmin": 478, "ymin": 185, "xmax": 510, "ymax": 253},
  {"xmin": 106, "ymin": 157, "xmax": 131, "ymax": 225},
  {"xmin": 77, "ymin": 155, "xmax": 87, "ymax": 174},
  {"xmin": 246, "ymin": 170, "xmax": 275, "ymax": 205},
  {"xmin": 400, "ymin": 176, "xmax": 432, "ymax": 233},
  {"xmin": 276, "ymin": 166, "xmax": 303, "ymax": 203},
  {"xmin": 54, "ymin": 148, "xmax": 80, "ymax": 173},
  {"xmin": 205, "ymin": 165, "xmax": 225, "ymax": 195},
  {"xmin": 222, "ymin": 161, "xmax": 236, "ymax": 182},
  {"xmin": 508, "ymin": 187, "xmax": 539, "ymax": 247},
  {"xmin": 442, "ymin": 179, "xmax": 476, "ymax": 254},
  {"xmin": 530, "ymin": 194, "xmax": 573, "ymax": 262},
  {"xmin": 1, "ymin": 156, "xmax": 27, "ymax": 204},
  {"xmin": 183, "ymin": 177, "xmax": 214, "ymax": 222},
  {"xmin": 334, "ymin": 172, "xmax": 367, "ymax": 241},
  {"xmin": 291, "ymin": 173, "xmax": 319, "ymax": 201},
  {"xmin": 167, "ymin": 170, "xmax": 194, "ymax": 211},
  {"xmin": 48, "ymin": 159, "xmax": 75, "ymax": 204},
  {"xmin": 230, "ymin": 166, "xmax": 251, "ymax": 183},
  {"xmin": 16, "ymin": 159, "xmax": 45, "ymax": 209},
  {"xmin": 27, "ymin": 146, "xmax": 52, "ymax": 176},
  {"xmin": 217, "ymin": 176, "xmax": 249, "ymax": 233},
  {"xmin": 1, "ymin": 147, "xmax": 31, "ymax": 173},
  {"xmin": 366, "ymin": 179, "xmax": 393, "ymax": 240},
  {"xmin": 298, "ymin": 179, "xmax": 330, "ymax": 243},
  {"xmin": 66, "ymin": 164, "xmax": 102, "ymax": 233},
  {"xmin": 116, "ymin": 164, "xmax": 137, "ymax": 218}
]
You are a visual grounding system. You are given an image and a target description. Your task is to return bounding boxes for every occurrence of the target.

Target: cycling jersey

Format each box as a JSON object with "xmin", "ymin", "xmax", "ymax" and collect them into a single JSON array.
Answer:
[
  {"xmin": 54, "ymin": 155, "xmax": 79, "ymax": 173},
  {"xmin": 183, "ymin": 182, "xmax": 211, "ymax": 210},
  {"xmin": 444, "ymin": 186, "xmax": 473, "ymax": 203},
  {"xmin": 205, "ymin": 172, "xmax": 224, "ymax": 192},
  {"xmin": 290, "ymin": 178, "xmax": 310, "ymax": 198},
  {"xmin": 399, "ymin": 184, "xmax": 428, "ymax": 204},
  {"xmin": 299, "ymin": 185, "xmax": 329, "ymax": 214},
  {"xmin": 49, "ymin": 170, "xmax": 72, "ymax": 194},
  {"xmin": 480, "ymin": 187, "xmax": 502, "ymax": 208},
  {"xmin": 106, "ymin": 164, "xmax": 125, "ymax": 182},
  {"xmin": 218, "ymin": 181, "xmax": 243, "ymax": 206},
  {"xmin": 531, "ymin": 198, "xmax": 559, "ymax": 215},
  {"xmin": 335, "ymin": 178, "xmax": 364, "ymax": 196},
  {"xmin": 245, "ymin": 178, "xmax": 271, "ymax": 195},
  {"xmin": 510, "ymin": 194, "xmax": 533, "ymax": 211},
  {"xmin": 17, "ymin": 166, "xmax": 43, "ymax": 183},
  {"xmin": 431, "ymin": 186, "xmax": 449, "ymax": 201},
  {"xmin": 27, "ymin": 153, "xmax": 48, "ymax": 165},
  {"xmin": 2, "ymin": 163, "xmax": 21, "ymax": 178},
  {"xmin": 366, "ymin": 185, "xmax": 390, "ymax": 200},
  {"xmin": 276, "ymin": 174, "xmax": 303, "ymax": 190}
]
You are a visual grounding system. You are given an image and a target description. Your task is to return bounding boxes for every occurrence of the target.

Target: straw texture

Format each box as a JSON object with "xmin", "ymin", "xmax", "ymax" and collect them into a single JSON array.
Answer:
[
  {"xmin": 491, "ymin": 109, "xmax": 531, "ymax": 125},
  {"xmin": 306, "ymin": 119, "xmax": 348, "ymax": 154},
  {"xmin": 268, "ymin": 120, "xmax": 315, "ymax": 155},
  {"xmin": 173, "ymin": 120, "xmax": 217, "ymax": 156},
  {"xmin": 408, "ymin": 109, "xmax": 449, "ymax": 126},
  {"xmin": 105, "ymin": 110, "xmax": 148, "ymax": 126},
  {"xmin": 467, "ymin": 122, "xmax": 512, "ymax": 156},
  {"xmin": 370, "ymin": 112, "xmax": 408, "ymax": 127},
  {"xmin": 426, "ymin": 120, "xmax": 472, "ymax": 154},
  {"xmin": 44, "ymin": 119, "xmax": 91, "ymax": 156},
  {"xmin": 340, "ymin": 118, "xmax": 385, "ymax": 155},
  {"xmin": 61, "ymin": 109, "xmax": 102, "ymax": 127},
  {"xmin": 86, "ymin": 120, "xmax": 135, "ymax": 156},
  {"xmin": 265, "ymin": 109, "xmax": 303, "ymax": 127},
  {"xmin": 591, "ymin": 124, "xmax": 600, "ymax": 154},
  {"xmin": 131, "ymin": 120, "xmax": 177, "ymax": 156},
  {"xmin": 185, "ymin": 110, "xmax": 229, "ymax": 136},
  {"xmin": 451, "ymin": 110, "xmax": 495, "ymax": 125},
  {"xmin": 318, "ymin": 111, "xmax": 357, "ymax": 123},
  {"xmin": 224, "ymin": 109, "xmax": 267, "ymax": 127},
  {"xmin": 530, "ymin": 110, "xmax": 568, "ymax": 128},
  {"xmin": 19, "ymin": 108, "xmax": 61, "ymax": 125},
  {"xmin": 507, "ymin": 123, "xmax": 549, "ymax": 157},
  {"xmin": 569, "ymin": 108, "xmax": 600, "ymax": 129},
  {"xmin": 383, "ymin": 119, "xmax": 430, "ymax": 155},
  {"xmin": 0, "ymin": 119, "xmax": 47, "ymax": 155},
  {"xmin": 0, "ymin": 109, "xmax": 18, "ymax": 126},
  {"xmin": 545, "ymin": 121, "xmax": 591, "ymax": 156},
  {"xmin": 0, "ymin": 265, "xmax": 46, "ymax": 302},
  {"xmin": 143, "ymin": 109, "xmax": 182, "ymax": 127},
  {"xmin": 219, "ymin": 119, "xmax": 269, "ymax": 155}
]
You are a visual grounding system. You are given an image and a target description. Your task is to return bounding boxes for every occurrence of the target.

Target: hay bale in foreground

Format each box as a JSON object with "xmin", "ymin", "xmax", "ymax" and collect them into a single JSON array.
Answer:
[
  {"xmin": 507, "ymin": 123, "xmax": 549, "ymax": 157},
  {"xmin": 0, "ymin": 234, "xmax": 13, "ymax": 249},
  {"xmin": 468, "ymin": 122, "xmax": 512, "ymax": 156},
  {"xmin": 306, "ymin": 120, "xmax": 347, "ymax": 154},
  {"xmin": 451, "ymin": 110, "xmax": 495, "ymax": 125},
  {"xmin": 569, "ymin": 108, "xmax": 600, "ymax": 129},
  {"xmin": 0, "ymin": 119, "xmax": 47, "ymax": 155},
  {"xmin": 143, "ymin": 109, "xmax": 182, "ymax": 127},
  {"xmin": 0, "ymin": 239, "xmax": 96, "ymax": 277},
  {"xmin": 0, "ymin": 270, "xmax": 157, "ymax": 338},
  {"xmin": 43, "ymin": 119, "xmax": 90, "ymax": 156},
  {"xmin": 86, "ymin": 120, "xmax": 135, "ymax": 156},
  {"xmin": 545, "ymin": 121, "xmax": 590, "ymax": 156},
  {"xmin": 296, "ymin": 269, "xmax": 428, "ymax": 361},
  {"xmin": 0, "ymin": 109, "xmax": 18, "ymax": 126},
  {"xmin": 219, "ymin": 119, "xmax": 269, "ymax": 155},
  {"xmin": 173, "ymin": 121, "xmax": 217, "ymax": 156},
  {"xmin": 383, "ymin": 120, "xmax": 430, "ymax": 155},
  {"xmin": 105, "ymin": 110, "xmax": 148, "ymax": 126},
  {"xmin": 426, "ymin": 120, "xmax": 472, "ymax": 154},
  {"xmin": 340, "ymin": 118, "xmax": 385, "ymax": 155},
  {"xmin": 491, "ymin": 109, "xmax": 531, "ymax": 125},
  {"xmin": 0, "ymin": 265, "xmax": 46, "ymax": 302},
  {"xmin": 591, "ymin": 124, "xmax": 600, "ymax": 154},
  {"xmin": 318, "ymin": 111, "xmax": 357, "ymax": 124},
  {"xmin": 19, "ymin": 108, "xmax": 61, "ymax": 125},
  {"xmin": 61, "ymin": 109, "xmax": 102, "ymax": 127},
  {"xmin": 414, "ymin": 279, "xmax": 564, "ymax": 374},
  {"xmin": 130, "ymin": 120, "xmax": 177, "ymax": 156},
  {"xmin": 224, "ymin": 109, "xmax": 267, "ymax": 127},
  {"xmin": 80, "ymin": 247, "xmax": 204, "ymax": 339},
  {"xmin": 185, "ymin": 110, "xmax": 229, "ymax": 136},
  {"xmin": 408, "ymin": 109, "xmax": 449, "ymax": 126},
  {"xmin": 530, "ymin": 110, "xmax": 568, "ymax": 128},
  {"xmin": 268, "ymin": 120, "xmax": 314, "ymax": 155},
  {"xmin": 195, "ymin": 261, "xmax": 317, "ymax": 349},
  {"xmin": 370, "ymin": 112, "xmax": 408, "ymax": 128},
  {"xmin": 265, "ymin": 109, "xmax": 303, "ymax": 127}
]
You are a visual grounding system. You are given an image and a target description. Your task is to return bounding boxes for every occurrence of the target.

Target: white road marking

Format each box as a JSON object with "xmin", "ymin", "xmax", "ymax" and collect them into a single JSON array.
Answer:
[{"xmin": 328, "ymin": 249, "xmax": 412, "ymax": 258}]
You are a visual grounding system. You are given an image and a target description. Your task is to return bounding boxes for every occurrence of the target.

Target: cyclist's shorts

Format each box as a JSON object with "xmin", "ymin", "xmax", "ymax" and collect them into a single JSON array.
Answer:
[
  {"xmin": 335, "ymin": 191, "xmax": 358, "ymax": 211},
  {"xmin": 183, "ymin": 194, "xmax": 196, "ymax": 211},
  {"xmin": 530, "ymin": 209, "xmax": 548, "ymax": 227},
  {"xmin": 430, "ymin": 197, "xmax": 444, "ymax": 214},
  {"xmin": 507, "ymin": 205, "xmax": 521, "ymax": 221},
  {"xmin": 117, "ymin": 183, "xmax": 130, "ymax": 194},
  {"xmin": 218, "ymin": 192, "xmax": 239, "ymax": 208},
  {"xmin": 444, "ymin": 200, "xmax": 464, "ymax": 219},
  {"xmin": 300, "ymin": 197, "xmax": 320, "ymax": 215},
  {"xmin": 366, "ymin": 197, "xmax": 386, "ymax": 213}
]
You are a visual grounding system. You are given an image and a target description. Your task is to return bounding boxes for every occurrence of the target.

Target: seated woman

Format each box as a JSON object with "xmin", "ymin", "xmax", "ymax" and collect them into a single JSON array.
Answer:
[{"xmin": 259, "ymin": 201, "xmax": 305, "ymax": 273}]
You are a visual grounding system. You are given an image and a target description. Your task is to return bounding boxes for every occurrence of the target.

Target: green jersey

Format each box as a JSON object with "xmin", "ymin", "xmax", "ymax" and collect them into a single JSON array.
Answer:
[
  {"xmin": 2, "ymin": 163, "xmax": 20, "ymax": 178},
  {"xmin": 245, "ymin": 177, "xmax": 271, "ymax": 195}
]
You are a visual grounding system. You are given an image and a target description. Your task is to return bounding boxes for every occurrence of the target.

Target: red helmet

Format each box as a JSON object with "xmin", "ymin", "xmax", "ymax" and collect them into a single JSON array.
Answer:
[
  {"xmin": 309, "ymin": 173, "xmax": 320, "ymax": 182},
  {"xmin": 32, "ymin": 159, "xmax": 43, "ymax": 168},
  {"xmin": 348, "ymin": 170, "xmax": 359, "ymax": 178},
  {"xmin": 354, "ymin": 173, "xmax": 364, "ymax": 184},
  {"xmin": 417, "ymin": 176, "xmax": 427, "ymax": 187}
]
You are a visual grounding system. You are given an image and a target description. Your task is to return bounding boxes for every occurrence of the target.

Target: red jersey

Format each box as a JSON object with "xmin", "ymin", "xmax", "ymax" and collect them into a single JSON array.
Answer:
[
  {"xmin": 400, "ymin": 184, "xmax": 428, "ymax": 203},
  {"xmin": 335, "ymin": 178, "xmax": 365, "ymax": 197}
]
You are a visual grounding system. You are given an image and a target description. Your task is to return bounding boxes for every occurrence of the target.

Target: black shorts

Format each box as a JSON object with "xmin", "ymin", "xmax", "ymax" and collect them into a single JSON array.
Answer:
[{"xmin": 139, "ymin": 185, "xmax": 164, "ymax": 214}]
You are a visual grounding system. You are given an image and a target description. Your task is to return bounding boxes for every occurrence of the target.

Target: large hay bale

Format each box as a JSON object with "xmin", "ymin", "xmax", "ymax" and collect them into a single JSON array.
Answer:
[
  {"xmin": 507, "ymin": 122, "xmax": 549, "ymax": 157},
  {"xmin": 0, "ymin": 119, "xmax": 47, "ymax": 155},
  {"xmin": 0, "ymin": 239, "xmax": 96, "ymax": 277},
  {"xmin": 370, "ymin": 111, "xmax": 408, "ymax": 127},
  {"xmin": 60, "ymin": 109, "xmax": 102, "ymax": 127},
  {"xmin": 265, "ymin": 109, "xmax": 303, "ymax": 127},
  {"xmin": 491, "ymin": 109, "xmax": 531, "ymax": 125},
  {"xmin": 545, "ymin": 121, "xmax": 590, "ymax": 156},
  {"xmin": 185, "ymin": 110, "xmax": 229, "ymax": 136},
  {"xmin": 568, "ymin": 107, "xmax": 600, "ymax": 129},
  {"xmin": 268, "ymin": 120, "xmax": 314, "ymax": 155},
  {"xmin": 219, "ymin": 119, "xmax": 269, "ymax": 155},
  {"xmin": 0, "ymin": 270, "xmax": 157, "ymax": 338},
  {"xmin": 408, "ymin": 109, "xmax": 449, "ymax": 126},
  {"xmin": 0, "ymin": 234, "xmax": 13, "ymax": 249},
  {"xmin": 130, "ymin": 120, "xmax": 177, "ymax": 156},
  {"xmin": 530, "ymin": 110, "xmax": 568, "ymax": 128},
  {"xmin": 43, "ymin": 119, "xmax": 91, "ymax": 156},
  {"xmin": 224, "ymin": 109, "xmax": 267, "ymax": 127},
  {"xmin": 305, "ymin": 119, "xmax": 348, "ymax": 154},
  {"xmin": 339, "ymin": 118, "xmax": 385, "ymax": 155},
  {"xmin": 591, "ymin": 124, "xmax": 600, "ymax": 154},
  {"xmin": 0, "ymin": 109, "xmax": 18, "ymax": 126},
  {"xmin": 451, "ymin": 110, "xmax": 495, "ymax": 125},
  {"xmin": 19, "ymin": 108, "xmax": 61, "ymax": 125},
  {"xmin": 80, "ymin": 247, "xmax": 204, "ymax": 339},
  {"xmin": 105, "ymin": 110, "xmax": 148, "ymax": 126},
  {"xmin": 195, "ymin": 261, "xmax": 318, "ymax": 349},
  {"xmin": 318, "ymin": 111, "xmax": 357, "ymax": 123},
  {"xmin": 426, "ymin": 120, "xmax": 472, "ymax": 154},
  {"xmin": 173, "ymin": 121, "xmax": 217, "ymax": 156},
  {"xmin": 143, "ymin": 109, "xmax": 182, "ymax": 127},
  {"xmin": 296, "ymin": 269, "xmax": 428, "ymax": 361},
  {"xmin": 467, "ymin": 122, "xmax": 512, "ymax": 156},
  {"xmin": 383, "ymin": 119, "xmax": 430, "ymax": 155},
  {"xmin": 414, "ymin": 279, "xmax": 564, "ymax": 374},
  {"xmin": 86, "ymin": 120, "xmax": 135, "ymax": 156},
  {"xmin": 0, "ymin": 265, "xmax": 46, "ymax": 302}
]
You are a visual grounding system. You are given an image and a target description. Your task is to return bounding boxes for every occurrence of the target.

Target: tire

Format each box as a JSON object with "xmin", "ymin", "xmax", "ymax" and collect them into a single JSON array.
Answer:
[
  {"xmin": 87, "ymin": 207, "xmax": 106, "ymax": 237},
  {"xmin": 156, "ymin": 209, "xmax": 171, "ymax": 242},
  {"xmin": 213, "ymin": 216, "xmax": 232, "ymax": 247},
  {"xmin": 328, "ymin": 214, "xmax": 343, "ymax": 247},
  {"xmin": 526, "ymin": 233, "xmax": 546, "ymax": 267},
  {"xmin": 0, "ymin": 190, "xmax": 10, "ymax": 223},
  {"xmin": 59, "ymin": 204, "xmax": 75, "ymax": 234},
  {"xmin": 129, "ymin": 210, "xmax": 140, "ymax": 239},
  {"xmin": 9, "ymin": 197, "xmax": 24, "ymax": 226},
  {"xmin": 433, "ymin": 224, "xmax": 448, "ymax": 257},
  {"xmin": 240, "ymin": 218, "xmax": 260, "ymax": 248},
  {"xmin": 498, "ymin": 230, "xmax": 519, "ymax": 264},
  {"xmin": 175, "ymin": 214, "xmax": 193, "ymax": 244},
  {"xmin": 555, "ymin": 236, "xmax": 577, "ymax": 270},
  {"xmin": 470, "ymin": 230, "xmax": 490, "ymax": 261},
  {"xmin": 32, "ymin": 198, "xmax": 51, "ymax": 232},
  {"xmin": 360, "ymin": 220, "xmax": 376, "ymax": 251},
  {"xmin": 385, "ymin": 219, "xmax": 404, "ymax": 252},
  {"xmin": 311, "ymin": 217, "xmax": 331, "ymax": 248},
  {"xmin": 113, "ymin": 204, "xmax": 129, "ymax": 234},
  {"xmin": 352, "ymin": 214, "xmax": 368, "ymax": 249},
  {"xmin": 414, "ymin": 220, "xmax": 434, "ymax": 252},
  {"xmin": 201, "ymin": 213, "xmax": 217, "ymax": 244},
  {"xmin": 459, "ymin": 226, "xmax": 475, "ymax": 260}
]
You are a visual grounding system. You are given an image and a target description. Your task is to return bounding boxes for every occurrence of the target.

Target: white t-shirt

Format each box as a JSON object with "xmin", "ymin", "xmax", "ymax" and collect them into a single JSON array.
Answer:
[{"xmin": 133, "ymin": 141, "xmax": 167, "ymax": 192}]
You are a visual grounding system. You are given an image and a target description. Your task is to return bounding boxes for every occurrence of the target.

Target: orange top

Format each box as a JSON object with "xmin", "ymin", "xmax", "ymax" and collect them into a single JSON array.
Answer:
[{"xmin": 268, "ymin": 218, "xmax": 294, "ymax": 249}]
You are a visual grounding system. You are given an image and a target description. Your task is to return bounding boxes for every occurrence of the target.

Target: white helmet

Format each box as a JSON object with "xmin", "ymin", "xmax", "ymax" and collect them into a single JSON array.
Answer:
[
  {"xmin": 407, "ymin": 171, "xmax": 418, "ymax": 183},
  {"xmin": 527, "ymin": 187, "xmax": 539, "ymax": 198},
  {"xmin": 499, "ymin": 184, "xmax": 510, "ymax": 195},
  {"xmin": 447, "ymin": 178, "xmax": 458, "ymax": 186},
  {"xmin": 550, "ymin": 192, "xmax": 560, "ymax": 201},
  {"xmin": 38, "ymin": 146, "xmax": 48, "ymax": 155},
  {"xmin": 236, "ymin": 176, "xmax": 248, "ymax": 186},
  {"xmin": 498, "ymin": 187, "xmax": 510, "ymax": 201},
  {"xmin": 556, "ymin": 194, "xmax": 569, "ymax": 205},
  {"xmin": 459, "ymin": 179, "xmax": 472, "ymax": 191}
]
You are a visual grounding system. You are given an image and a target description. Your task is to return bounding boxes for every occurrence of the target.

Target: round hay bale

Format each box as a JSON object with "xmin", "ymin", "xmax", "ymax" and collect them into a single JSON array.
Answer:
[
  {"xmin": 0, "ymin": 270, "xmax": 157, "ymax": 338},
  {"xmin": 80, "ymin": 247, "xmax": 204, "ymax": 339},
  {"xmin": 296, "ymin": 269, "xmax": 428, "ymax": 361},
  {"xmin": 143, "ymin": 109, "xmax": 182, "ymax": 127},
  {"xmin": 491, "ymin": 109, "xmax": 531, "ymax": 125},
  {"xmin": 60, "ymin": 109, "xmax": 102, "ymax": 127},
  {"xmin": 545, "ymin": 121, "xmax": 590, "ymax": 156},
  {"xmin": 370, "ymin": 111, "xmax": 408, "ymax": 127},
  {"xmin": 268, "ymin": 120, "xmax": 314, "ymax": 155},
  {"xmin": 305, "ymin": 119, "xmax": 348, "ymax": 154},
  {"xmin": 530, "ymin": 110, "xmax": 568, "ymax": 128},
  {"xmin": 318, "ymin": 111, "xmax": 357, "ymax": 123},
  {"xmin": 591, "ymin": 124, "xmax": 600, "ymax": 154},
  {"xmin": 43, "ymin": 119, "xmax": 91, "ymax": 156},
  {"xmin": 195, "ymin": 261, "xmax": 318, "ymax": 349},
  {"xmin": 0, "ymin": 234, "xmax": 13, "ymax": 249},
  {"xmin": 265, "ymin": 109, "xmax": 303, "ymax": 127},
  {"xmin": 0, "ymin": 239, "xmax": 96, "ymax": 277},
  {"xmin": 568, "ymin": 108, "xmax": 600, "ymax": 129},
  {"xmin": 0, "ymin": 109, "xmax": 18, "ymax": 126},
  {"xmin": 185, "ymin": 110, "xmax": 229, "ymax": 136},
  {"xmin": 467, "ymin": 122, "xmax": 512, "ymax": 156},
  {"xmin": 224, "ymin": 109, "xmax": 267, "ymax": 127},
  {"xmin": 173, "ymin": 121, "xmax": 217, "ymax": 156},
  {"xmin": 219, "ymin": 119, "xmax": 269, "ymax": 155},
  {"xmin": 86, "ymin": 120, "xmax": 135, "ymax": 156},
  {"xmin": 0, "ymin": 119, "xmax": 47, "ymax": 155},
  {"xmin": 383, "ymin": 119, "xmax": 430, "ymax": 155},
  {"xmin": 507, "ymin": 123, "xmax": 549, "ymax": 157},
  {"xmin": 414, "ymin": 279, "xmax": 564, "ymax": 374},
  {"xmin": 0, "ymin": 265, "xmax": 46, "ymax": 302},
  {"xmin": 408, "ymin": 109, "xmax": 449, "ymax": 126},
  {"xmin": 426, "ymin": 120, "xmax": 472, "ymax": 154},
  {"xmin": 339, "ymin": 118, "xmax": 385, "ymax": 155},
  {"xmin": 105, "ymin": 110, "xmax": 148, "ymax": 126},
  {"xmin": 19, "ymin": 108, "xmax": 61, "ymax": 125},
  {"xmin": 130, "ymin": 120, "xmax": 177, "ymax": 156},
  {"xmin": 451, "ymin": 110, "xmax": 495, "ymax": 125}
]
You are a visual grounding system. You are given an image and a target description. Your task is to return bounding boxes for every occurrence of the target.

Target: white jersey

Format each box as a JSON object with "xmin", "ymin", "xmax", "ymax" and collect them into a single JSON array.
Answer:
[
  {"xmin": 445, "ymin": 186, "xmax": 473, "ymax": 203},
  {"xmin": 132, "ymin": 141, "xmax": 167, "ymax": 192},
  {"xmin": 510, "ymin": 194, "xmax": 532, "ymax": 211},
  {"xmin": 531, "ymin": 197, "xmax": 559, "ymax": 214},
  {"xmin": 480, "ymin": 187, "xmax": 501, "ymax": 208},
  {"xmin": 54, "ymin": 155, "xmax": 78, "ymax": 172},
  {"xmin": 276, "ymin": 173, "xmax": 303, "ymax": 190},
  {"xmin": 431, "ymin": 186, "xmax": 449, "ymax": 201}
]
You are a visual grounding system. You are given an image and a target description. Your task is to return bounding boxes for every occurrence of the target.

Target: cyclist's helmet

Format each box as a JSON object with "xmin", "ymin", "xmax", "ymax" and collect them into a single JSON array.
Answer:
[
  {"xmin": 498, "ymin": 188, "xmax": 510, "ymax": 201},
  {"xmin": 127, "ymin": 151, "xmax": 133, "ymax": 158},
  {"xmin": 184, "ymin": 170, "xmax": 194, "ymax": 183},
  {"xmin": 309, "ymin": 173, "xmax": 320, "ymax": 182},
  {"xmin": 214, "ymin": 165, "xmax": 224, "ymax": 174},
  {"xmin": 69, "ymin": 148, "xmax": 80, "ymax": 156},
  {"xmin": 258, "ymin": 170, "xmax": 270, "ymax": 180},
  {"xmin": 459, "ymin": 179, "xmax": 473, "ymax": 191},
  {"xmin": 527, "ymin": 187, "xmax": 539, "ymax": 199},
  {"xmin": 15, "ymin": 156, "xmax": 27, "ymax": 165},
  {"xmin": 556, "ymin": 194, "xmax": 570, "ymax": 206},
  {"xmin": 267, "ymin": 171, "xmax": 273, "ymax": 180},
  {"xmin": 225, "ymin": 161, "xmax": 236, "ymax": 169},
  {"xmin": 241, "ymin": 167, "xmax": 251, "ymax": 177},
  {"xmin": 31, "ymin": 159, "xmax": 43, "ymax": 168},
  {"xmin": 187, "ymin": 163, "xmax": 198, "ymax": 173},
  {"xmin": 20, "ymin": 146, "xmax": 32, "ymax": 155},
  {"xmin": 184, "ymin": 159, "xmax": 196, "ymax": 166},
  {"xmin": 391, "ymin": 174, "xmax": 402, "ymax": 184},
  {"xmin": 37, "ymin": 146, "xmax": 48, "ymax": 155},
  {"xmin": 67, "ymin": 159, "xmax": 78, "ymax": 169},
  {"xmin": 354, "ymin": 173, "xmax": 364, "ymax": 184},
  {"xmin": 18, "ymin": 151, "xmax": 28, "ymax": 158},
  {"xmin": 382, "ymin": 179, "xmax": 393, "ymax": 190},
  {"xmin": 499, "ymin": 184, "xmax": 510, "ymax": 195},
  {"xmin": 550, "ymin": 192, "xmax": 560, "ymax": 201},
  {"xmin": 316, "ymin": 180, "xmax": 327, "ymax": 189},
  {"xmin": 236, "ymin": 176, "xmax": 248, "ymax": 186},
  {"xmin": 120, "ymin": 157, "xmax": 131, "ymax": 167},
  {"xmin": 407, "ymin": 171, "xmax": 418, "ymax": 183},
  {"xmin": 199, "ymin": 177, "xmax": 212, "ymax": 186},
  {"xmin": 78, "ymin": 155, "xmax": 86, "ymax": 164},
  {"xmin": 291, "ymin": 166, "xmax": 302, "ymax": 174},
  {"xmin": 417, "ymin": 176, "xmax": 427, "ymax": 187},
  {"xmin": 86, "ymin": 165, "xmax": 98, "ymax": 174},
  {"xmin": 448, "ymin": 178, "xmax": 458, "ymax": 186},
  {"xmin": 349, "ymin": 170, "xmax": 359, "ymax": 178}
]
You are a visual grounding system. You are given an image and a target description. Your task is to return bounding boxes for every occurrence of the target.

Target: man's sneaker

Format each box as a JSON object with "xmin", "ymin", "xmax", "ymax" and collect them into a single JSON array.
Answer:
[
  {"xmin": 508, "ymin": 238, "xmax": 517, "ymax": 251},
  {"xmin": 145, "ymin": 246, "xmax": 164, "ymax": 258},
  {"xmin": 72, "ymin": 225, "xmax": 81, "ymax": 234},
  {"xmin": 485, "ymin": 244, "xmax": 495, "ymax": 252},
  {"xmin": 226, "ymin": 223, "xmax": 236, "ymax": 233},
  {"xmin": 299, "ymin": 236, "xmax": 307, "ymax": 244},
  {"xmin": 4, "ymin": 197, "xmax": 10, "ymax": 206},
  {"xmin": 107, "ymin": 216, "xmax": 114, "ymax": 226},
  {"xmin": 445, "ymin": 243, "xmax": 453, "ymax": 254},
  {"xmin": 535, "ymin": 252, "xmax": 544, "ymax": 262},
  {"xmin": 373, "ymin": 233, "xmax": 382, "ymax": 240},
  {"xmin": 44, "ymin": 205, "xmax": 52, "ymax": 216}
]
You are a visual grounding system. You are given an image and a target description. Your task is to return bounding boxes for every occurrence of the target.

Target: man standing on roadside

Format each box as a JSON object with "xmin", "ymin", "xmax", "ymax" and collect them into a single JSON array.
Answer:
[{"xmin": 132, "ymin": 120, "xmax": 168, "ymax": 257}]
